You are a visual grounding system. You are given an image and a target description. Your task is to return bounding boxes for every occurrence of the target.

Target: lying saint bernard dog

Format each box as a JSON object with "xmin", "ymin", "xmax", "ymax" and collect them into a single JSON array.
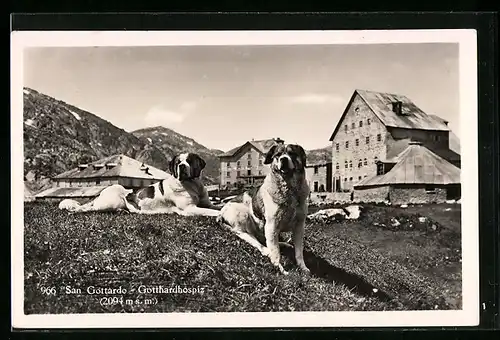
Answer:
[
  {"xmin": 217, "ymin": 143, "xmax": 310, "ymax": 275},
  {"xmin": 131, "ymin": 152, "xmax": 221, "ymax": 217},
  {"xmin": 59, "ymin": 153, "xmax": 220, "ymax": 217}
]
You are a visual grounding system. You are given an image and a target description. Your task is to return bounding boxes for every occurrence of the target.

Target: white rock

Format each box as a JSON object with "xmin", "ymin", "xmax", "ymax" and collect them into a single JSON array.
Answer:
[
  {"xmin": 445, "ymin": 208, "xmax": 452, "ymax": 211},
  {"xmin": 344, "ymin": 205, "xmax": 362, "ymax": 219},
  {"xmin": 390, "ymin": 218, "xmax": 401, "ymax": 227},
  {"xmin": 400, "ymin": 204, "xmax": 408, "ymax": 208},
  {"xmin": 418, "ymin": 217, "xmax": 427, "ymax": 223}
]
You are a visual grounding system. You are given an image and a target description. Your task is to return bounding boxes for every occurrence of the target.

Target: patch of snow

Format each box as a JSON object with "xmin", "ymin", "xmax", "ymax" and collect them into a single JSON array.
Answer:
[
  {"xmin": 161, "ymin": 132, "xmax": 169, "ymax": 136},
  {"xmin": 147, "ymin": 138, "xmax": 152, "ymax": 143},
  {"xmin": 97, "ymin": 143, "xmax": 102, "ymax": 146},
  {"xmin": 446, "ymin": 199, "xmax": 455, "ymax": 204},
  {"xmin": 23, "ymin": 89, "xmax": 30, "ymax": 95},
  {"xmin": 24, "ymin": 119, "xmax": 36, "ymax": 128},
  {"xmin": 444, "ymin": 208, "xmax": 452, "ymax": 211},
  {"xmin": 186, "ymin": 141, "xmax": 194, "ymax": 146},
  {"xmin": 400, "ymin": 204, "xmax": 408, "ymax": 208},
  {"xmin": 69, "ymin": 110, "xmax": 81, "ymax": 121},
  {"xmin": 418, "ymin": 217, "xmax": 427, "ymax": 223},
  {"xmin": 344, "ymin": 205, "xmax": 362, "ymax": 219}
]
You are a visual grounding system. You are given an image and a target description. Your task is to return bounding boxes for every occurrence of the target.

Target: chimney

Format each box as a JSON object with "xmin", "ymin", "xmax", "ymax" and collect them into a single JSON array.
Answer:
[
  {"xmin": 392, "ymin": 101, "xmax": 403, "ymax": 115},
  {"xmin": 274, "ymin": 137, "xmax": 284, "ymax": 145}
]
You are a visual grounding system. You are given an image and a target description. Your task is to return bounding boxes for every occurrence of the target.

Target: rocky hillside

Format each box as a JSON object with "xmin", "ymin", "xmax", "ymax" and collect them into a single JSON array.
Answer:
[
  {"xmin": 132, "ymin": 126, "xmax": 223, "ymax": 183},
  {"xmin": 306, "ymin": 145, "xmax": 331, "ymax": 165},
  {"xmin": 22, "ymin": 88, "xmax": 218, "ymax": 193}
]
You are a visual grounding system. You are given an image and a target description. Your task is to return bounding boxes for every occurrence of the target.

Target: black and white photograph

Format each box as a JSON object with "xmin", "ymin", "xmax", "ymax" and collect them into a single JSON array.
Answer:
[{"xmin": 11, "ymin": 30, "xmax": 479, "ymax": 328}]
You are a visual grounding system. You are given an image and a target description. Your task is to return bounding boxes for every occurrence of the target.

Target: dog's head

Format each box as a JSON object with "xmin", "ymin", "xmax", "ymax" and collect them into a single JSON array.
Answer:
[
  {"xmin": 169, "ymin": 152, "xmax": 206, "ymax": 181},
  {"xmin": 264, "ymin": 143, "xmax": 307, "ymax": 175}
]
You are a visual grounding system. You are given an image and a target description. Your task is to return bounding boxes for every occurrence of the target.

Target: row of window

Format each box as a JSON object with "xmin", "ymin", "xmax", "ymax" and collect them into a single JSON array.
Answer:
[
  {"xmin": 226, "ymin": 170, "xmax": 263, "ymax": 177},
  {"xmin": 336, "ymin": 134, "xmax": 382, "ymax": 151},
  {"xmin": 226, "ymin": 159, "xmax": 264, "ymax": 167},
  {"xmin": 335, "ymin": 156, "xmax": 379, "ymax": 169},
  {"xmin": 345, "ymin": 118, "xmax": 371, "ymax": 131},
  {"xmin": 343, "ymin": 175, "xmax": 368, "ymax": 182}
]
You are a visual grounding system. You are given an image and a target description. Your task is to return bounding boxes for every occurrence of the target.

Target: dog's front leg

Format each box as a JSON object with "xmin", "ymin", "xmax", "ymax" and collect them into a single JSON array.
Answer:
[
  {"xmin": 292, "ymin": 218, "xmax": 310, "ymax": 274},
  {"xmin": 264, "ymin": 220, "xmax": 288, "ymax": 275}
]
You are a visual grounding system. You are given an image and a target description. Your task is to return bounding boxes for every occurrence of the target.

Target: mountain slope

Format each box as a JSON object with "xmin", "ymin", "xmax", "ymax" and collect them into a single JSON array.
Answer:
[
  {"xmin": 23, "ymin": 87, "xmax": 170, "ymax": 192},
  {"xmin": 306, "ymin": 145, "xmax": 331, "ymax": 165},
  {"xmin": 132, "ymin": 126, "xmax": 223, "ymax": 183}
]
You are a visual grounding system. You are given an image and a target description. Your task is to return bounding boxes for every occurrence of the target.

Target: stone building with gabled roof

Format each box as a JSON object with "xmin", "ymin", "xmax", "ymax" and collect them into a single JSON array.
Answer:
[
  {"xmin": 218, "ymin": 137, "xmax": 284, "ymax": 188},
  {"xmin": 328, "ymin": 89, "xmax": 460, "ymax": 193},
  {"xmin": 353, "ymin": 142, "xmax": 461, "ymax": 204},
  {"xmin": 35, "ymin": 154, "xmax": 169, "ymax": 201}
]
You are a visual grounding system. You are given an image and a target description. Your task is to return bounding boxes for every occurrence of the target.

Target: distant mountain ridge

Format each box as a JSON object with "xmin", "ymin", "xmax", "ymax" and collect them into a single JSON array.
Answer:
[
  {"xmin": 132, "ymin": 126, "xmax": 223, "ymax": 183},
  {"xmin": 22, "ymin": 87, "xmax": 219, "ymax": 192}
]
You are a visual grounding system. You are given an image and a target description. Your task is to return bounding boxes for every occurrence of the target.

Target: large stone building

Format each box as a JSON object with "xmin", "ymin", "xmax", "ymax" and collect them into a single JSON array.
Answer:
[
  {"xmin": 35, "ymin": 154, "xmax": 168, "ymax": 201},
  {"xmin": 329, "ymin": 89, "xmax": 460, "ymax": 192},
  {"xmin": 354, "ymin": 142, "xmax": 461, "ymax": 204},
  {"xmin": 305, "ymin": 162, "xmax": 333, "ymax": 193},
  {"xmin": 218, "ymin": 138, "xmax": 283, "ymax": 189}
]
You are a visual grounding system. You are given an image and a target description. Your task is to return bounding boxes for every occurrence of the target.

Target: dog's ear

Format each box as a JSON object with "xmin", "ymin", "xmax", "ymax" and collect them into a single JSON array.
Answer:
[
  {"xmin": 188, "ymin": 153, "xmax": 206, "ymax": 178},
  {"xmin": 264, "ymin": 145, "xmax": 278, "ymax": 164},
  {"xmin": 290, "ymin": 144, "xmax": 307, "ymax": 169},
  {"xmin": 169, "ymin": 155, "xmax": 178, "ymax": 177}
]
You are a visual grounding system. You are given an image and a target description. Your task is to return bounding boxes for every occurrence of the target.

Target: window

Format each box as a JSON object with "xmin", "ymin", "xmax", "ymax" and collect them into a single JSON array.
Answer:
[
  {"xmin": 247, "ymin": 160, "xmax": 251, "ymax": 166},
  {"xmin": 258, "ymin": 170, "xmax": 262, "ymax": 175},
  {"xmin": 355, "ymin": 138, "xmax": 359, "ymax": 146},
  {"xmin": 96, "ymin": 179, "xmax": 101, "ymax": 185},
  {"xmin": 226, "ymin": 162, "xmax": 230, "ymax": 167},
  {"xmin": 377, "ymin": 163, "xmax": 384, "ymax": 176},
  {"xmin": 226, "ymin": 171, "xmax": 230, "ymax": 177},
  {"xmin": 358, "ymin": 176, "xmax": 362, "ymax": 180},
  {"xmin": 226, "ymin": 181, "xmax": 230, "ymax": 186},
  {"xmin": 345, "ymin": 141, "xmax": 349, "ymax": 149},
  {"xmin": 351, "ymin": 122, "xmax": 355, "ymax": 129},
  {"xmin": 336, "ymin": 163, "xmax": 340, "ymax": 170},
  {"xmin": 247, "ymin": 170, "xmax": 252, "ymax": 176},
  {"xmin": 344, "ymin": 178, "xmax": 347, "ymax": 182},
  {"xmin": 349, "ymin": 177, "xmax": 353, "ymax": 181},
  {"xmin": 259, "ymin": 159, "xmax": 263, "ymax": 165},
  {"xmin": 345, "ymin": 161, "xmax": 348, "ymax": 169},
  {"xmin": 345, "ymin": 124, "xmax": 348, "ymax": 131},
  {"xmin": 358, "ymin": 159, "xmax": 362, "ymax": 168},
  {"xmin": 313, "ymin": 182, "xmax": 319, "ymax": 192},
  {"xmin": 359, "ymin": 121, "xmax": 363, "ymax": 127},
  {"xmin": 314, "ymin": 166, "xmax": 319, "ymax": 174},
  {"xmin": 336, "ymin": 143, "xmax": 339, "ymax": 152},
  {"xmin": 374, "ymin": 156, "xmax": 378, "ymax": 163},
  {"xmin": 377, "ymin": 133, "xmax": 382, "ymax": 142},
  {"xmin": 237, "ymin": 171, "xmax": 241, "ymax": 177},
  {"xmin": 237, "ymin": 161, "xmax": 241, "ymax": 168},
  {"xmin": 367, "ymin": 118, "xmax": 371, "ymax": 125},
  {"xmin": 349, "ymin": 160, "xmax": 353, "ymax": 168},
  {"xmin": 425, "ymin": 185, "xmax": 436, "ymax": 193},
  {"xmin": 247, "ymin": 153, "xmax": 252, "ymax": 159},
  {"xmin": 364, "ymin": 175, "xmax": 368, "ymax": 178},
  {"xmin": 366, "ymin": 136, "xmax": 370, "ymax": 144},
  {"xmin": 363, "ymin": 158, "xmax": 368, "ymax": 166}
]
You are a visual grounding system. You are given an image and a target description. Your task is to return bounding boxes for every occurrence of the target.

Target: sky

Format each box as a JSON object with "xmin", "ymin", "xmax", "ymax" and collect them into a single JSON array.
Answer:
[{"xmin": 23, "ymin": 43, "xmax": 459, "ymax": 151}]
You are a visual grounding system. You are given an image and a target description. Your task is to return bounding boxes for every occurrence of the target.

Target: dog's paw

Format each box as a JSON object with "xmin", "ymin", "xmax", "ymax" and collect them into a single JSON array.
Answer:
[
  {"xmin": 278, "ymin": 265, "xmax": 289, "ymax": 276},
  {"xmin": 260, "ymin": 247, "xmax": 270, "ymax": 257},
  {"xmin": 300, "ymin": 266, "xmax": 311, "ymax": 276}
]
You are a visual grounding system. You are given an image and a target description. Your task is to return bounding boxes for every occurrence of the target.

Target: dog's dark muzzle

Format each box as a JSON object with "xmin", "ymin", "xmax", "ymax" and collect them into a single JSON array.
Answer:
[{"xmin": 178, "ymin": 164, "xmax": 191, "ymax": 180}]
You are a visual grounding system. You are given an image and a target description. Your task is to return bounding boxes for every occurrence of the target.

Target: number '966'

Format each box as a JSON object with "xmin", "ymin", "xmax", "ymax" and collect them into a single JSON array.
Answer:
[{"xmin": 40, "ymin": 286, "xmax": 57, "ymax": 296}]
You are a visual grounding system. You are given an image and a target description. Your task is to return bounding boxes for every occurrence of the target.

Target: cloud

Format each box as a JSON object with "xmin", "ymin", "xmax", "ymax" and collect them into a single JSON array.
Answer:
[
  {"xmin": 179, "ymin": 101, "xmax": 197, "ymax": 113},
  {"xmin": 290, "ymin": 93, "xmax": 344, "ymax": 105},
  {"xmin": 144, "ymin": 105, "xmax": 187, "ymax": 126}
]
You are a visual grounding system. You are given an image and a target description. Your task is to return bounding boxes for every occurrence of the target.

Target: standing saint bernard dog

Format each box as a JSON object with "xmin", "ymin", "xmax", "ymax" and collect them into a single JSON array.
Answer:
[
  {"xmin": 132, "ymin": 152, "xmax": 221, "ymax": 217},
  {"xmin": 217, "ymin": 143, "xmax": 310, "ymax": 275}
]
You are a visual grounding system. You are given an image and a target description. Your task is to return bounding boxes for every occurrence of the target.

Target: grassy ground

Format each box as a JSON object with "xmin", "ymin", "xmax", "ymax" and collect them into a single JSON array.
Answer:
[{"xmin": 23, "ymin": 201, "xmax": 461, "ymax": 314}]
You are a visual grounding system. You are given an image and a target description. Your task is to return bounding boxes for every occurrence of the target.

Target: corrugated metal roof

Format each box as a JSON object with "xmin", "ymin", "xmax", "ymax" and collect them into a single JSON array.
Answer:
[
  {"xmin": 354, "ymin": 143, "xmax": 460, "ymax": 187},
  {"xmin": 219, "ymin": 139, "xmax": 279, "ymax": 157},
  {"xmin": 53, "ymin": 154, "xmax": 169, "ymax": 180},
  {"xmin": 35, "ymin": 186, "xmax": 108, "ymax": 198},
  {"xmin": 356, "ymin": 89, "xmax": 450, "ymax": 131}
]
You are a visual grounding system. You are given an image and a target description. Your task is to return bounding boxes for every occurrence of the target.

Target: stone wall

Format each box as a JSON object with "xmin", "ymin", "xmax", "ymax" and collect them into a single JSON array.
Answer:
[
  {"xmin": 331, "ymin": 94, "xmax": 389, "ymax": 192},
  {"xmin": 389, "ymin": 185, "xmax": 447, "ymax": 205},
  {"xmin": 353, "ymin": 185, "xmax": 390, "ymax": 203}
]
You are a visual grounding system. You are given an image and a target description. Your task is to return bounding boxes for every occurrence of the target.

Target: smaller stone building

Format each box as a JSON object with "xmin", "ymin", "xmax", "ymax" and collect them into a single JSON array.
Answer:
[
  {"xmin": 353, "ymin": 142, "xmax": 461, "ymax": 205},
  {"xmin": 305, "ymin": 162, "xmax": 333, "ymax": 193},
  {"xmin": 35, "ymin": 154, "xmax": 169, "ymax": 202}
]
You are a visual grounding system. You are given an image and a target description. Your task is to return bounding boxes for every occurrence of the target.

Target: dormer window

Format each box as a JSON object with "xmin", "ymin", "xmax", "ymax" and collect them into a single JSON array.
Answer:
[
  {"xmin": 392, "ymin": 101, "xmax": 403, "ymax": 115},
  {"xmin": 105, "ymin": 162, "xmax": 117, "ymax": 170},
  {"xmin": 93, "ymin": 163, "xmax": 104, "ymax": 170},
  {"xmin": 78, "ymin": 164, "xmax": 88, "ymax": 171}
]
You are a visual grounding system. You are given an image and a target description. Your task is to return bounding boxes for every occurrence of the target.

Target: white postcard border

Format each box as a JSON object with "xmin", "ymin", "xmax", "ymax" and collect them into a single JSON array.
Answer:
[{"xmin": 11, "ymin": 29, "xmax": 479, "ymax": 329}]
